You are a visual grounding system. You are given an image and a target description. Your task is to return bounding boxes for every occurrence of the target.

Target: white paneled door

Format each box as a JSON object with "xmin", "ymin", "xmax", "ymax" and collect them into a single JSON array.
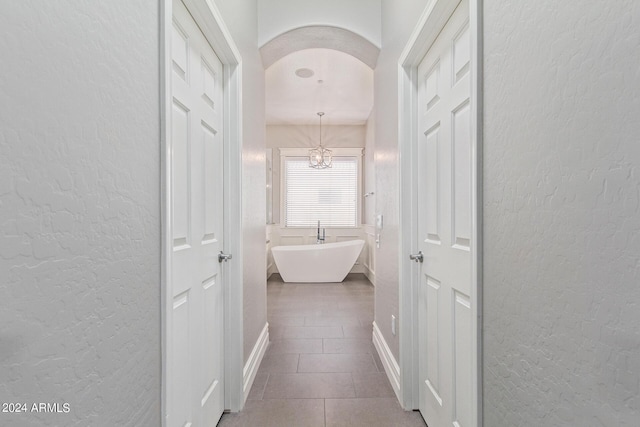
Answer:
[
  {"xmin": 416, "ymin": 0, "xmax": 473, "ymax": 426},
  {"xmin": 169, "ymin": 0, "xmax": 225, "ymax": 426}
]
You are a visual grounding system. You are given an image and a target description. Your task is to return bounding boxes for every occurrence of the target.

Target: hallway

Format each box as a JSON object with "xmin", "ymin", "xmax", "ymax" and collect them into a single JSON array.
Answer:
[{"xmin": 218, "ymin": 275, "xmax": 426, "ymax": 427}]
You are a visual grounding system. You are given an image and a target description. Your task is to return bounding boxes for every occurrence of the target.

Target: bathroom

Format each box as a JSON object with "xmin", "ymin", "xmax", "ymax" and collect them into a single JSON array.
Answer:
[{"xmin": 264, "ymin": 48, "xmax": 377, "ymax": 285}]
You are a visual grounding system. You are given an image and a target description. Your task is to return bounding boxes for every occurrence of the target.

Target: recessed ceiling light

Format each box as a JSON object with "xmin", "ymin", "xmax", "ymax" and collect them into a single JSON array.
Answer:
[{"xmin": 295, "ymin": 68, "xmax": 314, "ymax": 78}]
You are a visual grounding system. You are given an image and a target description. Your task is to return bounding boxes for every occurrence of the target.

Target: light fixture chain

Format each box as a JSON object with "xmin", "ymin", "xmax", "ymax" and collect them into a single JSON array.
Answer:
[{"xmin": 309, "ymin": 111, "xmax": 331, "ymax": 168}]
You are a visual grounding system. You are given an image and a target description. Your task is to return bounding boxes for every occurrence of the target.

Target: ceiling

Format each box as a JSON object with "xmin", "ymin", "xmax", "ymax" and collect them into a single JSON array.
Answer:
[{"xmin": 265, "ymin": 48, "xmax": 374, "ymax": 125}]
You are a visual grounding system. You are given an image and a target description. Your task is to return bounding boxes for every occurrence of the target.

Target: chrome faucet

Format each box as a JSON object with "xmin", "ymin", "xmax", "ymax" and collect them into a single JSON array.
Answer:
[{"xmin": 316, "ymin": 220, "xmax": 325, "ymax": 244}]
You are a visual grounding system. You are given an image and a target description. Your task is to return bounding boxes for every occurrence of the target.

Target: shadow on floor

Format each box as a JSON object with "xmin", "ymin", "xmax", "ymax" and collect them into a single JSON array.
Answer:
[{"xmin": 218, "ymin": 274, "xmax": 426, "ymax": 427}]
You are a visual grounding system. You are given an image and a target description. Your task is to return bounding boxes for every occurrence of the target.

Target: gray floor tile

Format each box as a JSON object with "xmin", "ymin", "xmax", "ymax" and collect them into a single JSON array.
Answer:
[
  {"xmin": 267, "ymin": 338, "xmax": 323, "ymax": 354},
  {"xmin": 318, "ymin": 308, "xmax": 371, "ymax": 318},
  {"xmin": 218, "ymin": 399, "xmax": 325, "ymax": 427},
  {"xmin": 268, "ymin": 316, "xmax": 305, "ymax": 326},
  {"xmin": 269, "ymin": 308, "xmax": 338, "ymax": 318},
  {"xmin": 298, "ymin": 353, "xmax": 378, "ymax": 373},
  {"xmin": 271, "ymin": 301, "xmax": 336, "ymax": 311},
  {"xmin": 343, "ymin": 325, "xmax": 373, "ymax": 338},
  {"xmin": 247, "ymin": 373, "xmax": 268, "ymax": 400},
  {"xmin": 238, "ymin": 275, "xmax": 420, "ymax": 425},
  {"xmin": 305, "ymin": 316, "xmax": 361, "ymax": 326},
  {"xmin": 257, "ymin": 353, "xmax": 299, "ymax": 373},
  {"xmin": 277, "ymin": 326, "xmax": 344, "ymax": 339},
  {"xmin": 352, "ymin": 372, "xmax": 396, "ymax": 398},
  {"xmin": 325, "ymin": 398, "xmax": 427, "ymax": 427},
  {"xmin": 323, "ymin": 338, "xmax": 373, "ymax": 354},
  {"xmin": 268, "ymin": 325, "xmax": 285, "ymax": 340},
  {"xmin": 263, "ymin": 373, "xmax": 355, "ymax": 398},
  {"xmin": 360, "ymin": 315, "xmax": 373, "ymax": 330},
  {"xmin": 371, "ymin": 345, "xmax": 385, "ymax": 372},
  {"xmin": 338, "ymin": 302, "xmax": 374, "ymax": 310}
]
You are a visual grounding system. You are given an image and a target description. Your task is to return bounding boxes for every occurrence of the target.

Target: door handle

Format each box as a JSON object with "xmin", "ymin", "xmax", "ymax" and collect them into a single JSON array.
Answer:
[
  {"xmin": 218, "ymin": 251, "xmax": 233, "ymax": 263},
  {"xmin": 409, "ymin": 251, "xmax": 424, "ymax": 263}
]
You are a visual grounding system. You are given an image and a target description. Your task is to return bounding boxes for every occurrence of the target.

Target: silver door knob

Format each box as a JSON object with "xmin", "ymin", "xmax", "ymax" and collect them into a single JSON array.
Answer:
[
  {"xmin": 218, "ymin": 251, "xmax": 233, "ymax": 263},
  {"xmin": 409, "ymin": 251, "xmax": 424, "ymax": 263}
]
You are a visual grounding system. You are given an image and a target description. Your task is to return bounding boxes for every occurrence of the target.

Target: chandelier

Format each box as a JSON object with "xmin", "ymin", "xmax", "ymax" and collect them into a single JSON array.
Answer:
[{"xmin": 309, "ymin": 112, "xmax": 332, "ymax": 168}]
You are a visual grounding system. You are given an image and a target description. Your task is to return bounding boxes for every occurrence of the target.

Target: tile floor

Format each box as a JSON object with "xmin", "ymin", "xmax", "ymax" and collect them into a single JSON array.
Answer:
[{"xmin": 218, "ymin": 274, "xmax": 426, "ymax": 427}]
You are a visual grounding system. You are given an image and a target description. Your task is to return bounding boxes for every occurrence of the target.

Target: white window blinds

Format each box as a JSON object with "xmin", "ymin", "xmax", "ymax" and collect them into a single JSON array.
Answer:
[{"xmin": 284, "ymin": 157, "xmax": 358, "ymax": 227}]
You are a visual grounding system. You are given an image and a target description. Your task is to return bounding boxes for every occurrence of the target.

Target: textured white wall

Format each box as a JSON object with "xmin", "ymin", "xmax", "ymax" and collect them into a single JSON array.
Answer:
[
  {"xmin": 375, "ymin": 0, "xmax": 429, "ymax": 361},
  {"xmin": 484, "ymin": 0, "xmax": 640, "ymax": 424},
  {"xmin": 213, "ymin": 0, "xmax": 268, "ymax": 365},
  {"xmin": 258, "ymin": 0, "xmax": 381, "ymax": 47},
  {"xmin": 0, "ymin": 1, "xmax": 160, "ymax": 425}
]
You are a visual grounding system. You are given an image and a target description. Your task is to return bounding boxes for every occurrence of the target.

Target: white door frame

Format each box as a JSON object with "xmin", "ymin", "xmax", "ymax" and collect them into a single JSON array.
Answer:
[
  {"xmin": 161, "ymin": 0, "xmax": 244, "ymax": 423},
  {"xmin": 398, "ymin": 0, "xmax": 482, "ymax": 424}
]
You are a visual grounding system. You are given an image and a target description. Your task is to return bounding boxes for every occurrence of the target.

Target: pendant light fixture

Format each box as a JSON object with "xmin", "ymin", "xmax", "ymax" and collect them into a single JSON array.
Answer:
[{"xmin": 308, "ymin": 112, "xmax": 332, "ymax": 168}]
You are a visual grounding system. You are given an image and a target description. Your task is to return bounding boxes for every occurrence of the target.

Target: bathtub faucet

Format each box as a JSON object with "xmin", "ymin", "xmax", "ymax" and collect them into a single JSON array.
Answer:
[{"xmin": 316, "ymin": 220, "xmax": 325, "ymax": 244}]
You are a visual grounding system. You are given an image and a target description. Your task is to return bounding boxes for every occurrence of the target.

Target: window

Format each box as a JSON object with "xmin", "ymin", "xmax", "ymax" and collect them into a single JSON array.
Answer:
[{"xmin": 284, "ymin": 156, "xmax": 358, "ymax": 227}]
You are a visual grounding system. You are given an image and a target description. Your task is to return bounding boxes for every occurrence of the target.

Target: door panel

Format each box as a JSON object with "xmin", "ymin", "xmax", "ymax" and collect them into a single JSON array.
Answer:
[
  {"xmin": 453, "ymin": 291, "xmax": 472, "ymax": 427},
  {"xmin": 424, "ymin": 125, "xmax": 440, "ymax": 243},
  {"xmin": 171, "ymin": 99, "xmax": 191, "ymax": 249},
  {"xmin": 417, "ymin": 1, "xmax": 473, "ymax": 426},
  {"xmin": 171, "ymin": 292, "xmax": 191, "ymax": 425},
  {"xmin": 452, "ymin": 100, "xmax": 471, "ymax": 250},
  {"xmin": 170, "ymin": 1, "xmax": 225, "ymax": 426},
  {"xmin": 425, "ymin": 275, "xmax": 442, "ymax": 405}
]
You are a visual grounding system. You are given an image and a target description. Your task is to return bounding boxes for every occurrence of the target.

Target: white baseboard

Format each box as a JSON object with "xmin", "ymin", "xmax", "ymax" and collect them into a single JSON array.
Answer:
[
  {"xmin": 364, "ymin": 265, "xmax": 376, "ymax": 286},
  {"xmin": 243, "ymin": 322, "xmax": 269, "ymax": 404},
  {"xmin": 350, "ymin": 264, "xmax": 365, "ymax": 274},
  {"xmin": 267, "ymin": 264, "xmax": 278, "ymax": 277},
  {"xmin": 372, "ymin": 321, "xmax": 401, "ymax": 401}
]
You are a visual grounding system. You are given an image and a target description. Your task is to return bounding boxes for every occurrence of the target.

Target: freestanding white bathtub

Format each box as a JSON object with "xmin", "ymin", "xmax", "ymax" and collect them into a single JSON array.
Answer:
[{"xmin": 271, "ymin": 239, "xmax": 365, "ymax": 283}]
